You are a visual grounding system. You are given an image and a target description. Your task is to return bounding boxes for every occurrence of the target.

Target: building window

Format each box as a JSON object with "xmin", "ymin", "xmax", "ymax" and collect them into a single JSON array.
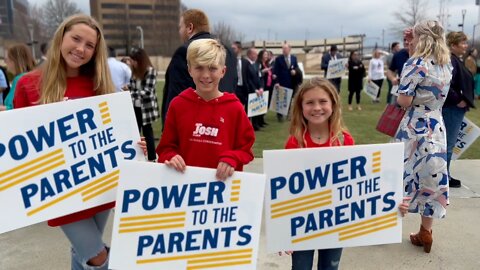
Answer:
[
  {"xmin": 102, "ymin": 13, "xmax": 125, "ymax": 20},
  {"xmin": 129, "ymin": 4, "xmax": 151, "ymax": 10},
  {"xmin": 101, "ymin": 3, "xmax": 126, "ymax": 9}
]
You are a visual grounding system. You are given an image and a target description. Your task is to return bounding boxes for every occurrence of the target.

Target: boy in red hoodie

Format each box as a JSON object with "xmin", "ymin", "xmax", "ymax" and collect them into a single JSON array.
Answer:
[{"xmin": 156, "ymin": 39, "xmax": 255, "ymax": 180}]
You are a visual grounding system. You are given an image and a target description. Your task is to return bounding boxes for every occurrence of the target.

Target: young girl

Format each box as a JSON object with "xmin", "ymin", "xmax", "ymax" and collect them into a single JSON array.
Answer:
[
  {"xmin": 0, "ymin": 44, "xmax": 36, "ymax": 111},
  {"xmin": 285, "ymin": 77, "xmax": 353, "ymax": 270},
  {"xmin": 14, "ymin": 14, "xmax": 115, "ymax": 269},
  {"xmin": 128, "ymin": 48, "xmax": 159, "ymax": 161}
]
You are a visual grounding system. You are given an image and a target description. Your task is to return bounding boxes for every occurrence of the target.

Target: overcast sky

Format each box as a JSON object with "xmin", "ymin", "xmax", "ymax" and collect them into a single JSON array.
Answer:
[{"xmin": 29, "ymin": 0, "xmax": 480, "ymax": 46}]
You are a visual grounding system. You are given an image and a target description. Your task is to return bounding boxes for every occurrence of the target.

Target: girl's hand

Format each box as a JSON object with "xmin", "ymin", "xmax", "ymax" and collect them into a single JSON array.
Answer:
[
  {"xmin": 278, "ymin": 251, "xmax": 293, "ymax": 256},
  {"xmin": 137, "ymin": 137, "xmax": 148, "ymax": 157},
  {"xmin": 398, "ymin": 197, "xmax": 411, "ymax": 217},
  {"xmin": 216, "ymin": 162, "xmax": 234, "ymax": 181},
  {"xmin": 165, "ymin": 155, "xmax": 186, "ymax": 172}
]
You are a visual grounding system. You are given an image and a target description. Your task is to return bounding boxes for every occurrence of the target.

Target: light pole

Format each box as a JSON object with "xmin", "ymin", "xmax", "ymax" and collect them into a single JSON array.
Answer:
[
  {"xmin": 27, "ymin": 23, "xmax": 36, "ymax": 59},
  {"xmin": 136, "ymin": 26, "xmax": 144, "ymax": 49},
  {"xmin": 459, "ymin": 9, "xmax": 467, "ymax": 32}
]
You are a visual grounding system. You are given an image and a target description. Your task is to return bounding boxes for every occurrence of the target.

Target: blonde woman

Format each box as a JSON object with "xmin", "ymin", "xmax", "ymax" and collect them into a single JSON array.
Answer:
[
  {"xmin": 14, "ymin": 14, "xmax": 114, "ymax": 269},
  {"xmin": 368, "ymin": 49, "xmax": 385, "ymax": 102},
  {"xmin": 395, "ymin": 20, "xmax": 452, "ymax": 253}
]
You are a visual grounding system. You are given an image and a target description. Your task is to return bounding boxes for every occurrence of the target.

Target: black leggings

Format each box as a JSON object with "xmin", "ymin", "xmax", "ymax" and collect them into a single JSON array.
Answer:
[
  {"xmin": 134, "ymin": 106, "xmax": 156, "ymax": 161},
  {"xmin": 372, "ymin": 79, "xmax": 384, "ymax": 98},
  {"xmin": 348, "ymin": 89, "xmax": 361, "ymax": 105}
]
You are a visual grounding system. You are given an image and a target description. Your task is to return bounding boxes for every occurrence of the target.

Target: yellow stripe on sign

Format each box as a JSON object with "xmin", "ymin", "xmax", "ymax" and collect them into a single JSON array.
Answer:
[
  {"xmin": 0, "ymin": 152, "xmax": 64, "ymax": 186},
  {"xmin": 0, "ymin": 160, "xmax": 66, "ymax": 192},
  {"xmin": 101, "ymin": 112, "xmax": 111, "ymax": 119},
  {"xmin": 372, "ymin": 157, "xmax": 381, "ymax": 162},
  {"xmin": 99, "ymin": 107, "xmax": 109, "ymax": 113},
  {"xmin": 372, "ymin": 151, "xmax": 381, "ymax": 156},
  {"xmin": 231, "ymin": 185, "xmax": 241, "ymax": 190},
  {"xmin": 373, "ymin": 168, "xmax": 381, "ymax": 173},
  {"xmin": 81, "ymin": 175, "xmax": 119, "ymax": 196},
  {"xmin": 187, "ymin": 260, "xmax": 252, "ymax": 269},
  {"xmin": 136, "ymin": 248, "xmax": 252, "ymax": 264},
  {"xmin": 98, "ymin": 101, "xmax": 108, "ymax": 107},
  {"xmin": 82, "ymin": 182, "xmax": 118, "ymax": 202},
  {"xmin": 372, "ymin": 163, "xmax": 381, "ymax": 168},
  {"xmin": 339, "ymin": 217, "xmax": 397, "ymax": 236},
  {"xmin": 103, "ymin": 118, "xmax": 112, "ymax": 125},
  {"xmin": 231, "ymin": 191, "xmax": 240, "ymax": 196},
  {"xmin": 232, "ymin": 179, "xmax": 241, "ymax": 184},
  {"xmin": 0, "ymin": 149, "xmax": 63, "ymax": 179},
  {"xmin": 120, "ymin": 217, "xmax": 186, "ymax": 228},
  {"xmin": 27, "ymin": 170, "xmax": 119, "ymax": 216},
  {"xmin": 230, "ymin": 197, "xmax": 239, "ymax": 202},
  {"xmin": 339, "ymin": 222, "xmax": 397, "ymax": 241},
  {"xmin": 120, "ymin": 211, "xmax": 186, "ymax": 222},
  {"xmin": 292, "ymin": 212, "xmax": 397, "ymax": 243},
  {"xmin": 187, "ymin": 254, "xmax": 251, "ymax": 265},
  {"xmin": 119, "ymin": 223, "xmax": 184, "ymax": 233},
  {"xmin": 271, "ymin": 200, "xmax": 332, "ymax": 219},
  {"xmin": 271, "ymin": 195, "xmax": 332, "ymax": 214},
  {"xmin": 271, "ymin": 189, "xmax": 331, "ymax": 208}
]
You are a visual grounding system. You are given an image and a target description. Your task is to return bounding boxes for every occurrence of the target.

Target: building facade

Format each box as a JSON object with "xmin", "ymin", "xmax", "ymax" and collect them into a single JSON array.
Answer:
[
  {"xmin": 90, "ymin": 0, "xmax": 180, "ymax": 56},
  {"xmin": 0, "ymin": 0, "xmax": 30, "ymax": 54}
]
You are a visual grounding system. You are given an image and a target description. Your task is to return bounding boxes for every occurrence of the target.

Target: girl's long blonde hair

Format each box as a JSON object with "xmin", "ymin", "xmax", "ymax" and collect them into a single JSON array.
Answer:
[
  {"xmin": 411, "ymin": 20, "xmax": 450, "ymax": 65},
  {"xmin": 6, "ymin": 44, "xmax": 36, "ymax": 75},
  {"xmin": 40, "ymin": 14, "xmax": 114, "ymax": 104},
  {"xmin": 289, "ymin": 77, "xmax": 347, "ymax": 148}
]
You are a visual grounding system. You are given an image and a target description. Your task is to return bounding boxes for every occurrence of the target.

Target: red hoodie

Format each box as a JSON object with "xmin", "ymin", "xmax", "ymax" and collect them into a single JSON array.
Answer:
[{"xmin": 157, "ymin": 88, "xmax": 255, "ymax": 171}]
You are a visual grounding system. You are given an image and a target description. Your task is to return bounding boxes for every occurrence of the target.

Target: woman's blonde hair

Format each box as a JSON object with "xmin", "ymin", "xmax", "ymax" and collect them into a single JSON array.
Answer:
[
  {"xmin": 40, "ymin": 14, "xmax": 114, "ymax": 104},
  {"xmin": 411, "ymin": 20, "xmax": 450, "ymax": 65},
  {"xmin": 187, "ymin": 39, "xmax": 226, "ymax": 67},
  {"xmin": 6, "ymin": 44, "xmax": 36, "ymax": 75},
  {"xmin": 289, "ymin": 77, "xmax": 347, "ymax": 148}
]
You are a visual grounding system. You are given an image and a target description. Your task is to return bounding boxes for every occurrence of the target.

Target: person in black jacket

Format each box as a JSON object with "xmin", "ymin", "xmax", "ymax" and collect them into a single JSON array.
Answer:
[
  {"xmin": 443, "ymin": 31, "xmax": 475, "ymax": 188},
  {"xmin": 347, "ymin": 50, "xmax": 365, "ymax": 111},
  {"xmin": 161, "ymin": 9, "xmax": 237, "ymax": 127}
]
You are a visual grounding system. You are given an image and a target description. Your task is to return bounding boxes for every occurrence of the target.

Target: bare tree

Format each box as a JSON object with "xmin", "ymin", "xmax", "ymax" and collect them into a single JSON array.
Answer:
[
  {"xmin": 211, "ymin": 21, "xmax": 245, "ymax": 46},
  {"xmin": 40, "ymin": 0, "xmax": 82, "ymax": 38},
  {"xmin": 391, "ymin": 0, "xmax": 429, "ymax": 37},
  {"xmin": 30, "ymin": 4, "xmax": 48, "ymax": 42}
]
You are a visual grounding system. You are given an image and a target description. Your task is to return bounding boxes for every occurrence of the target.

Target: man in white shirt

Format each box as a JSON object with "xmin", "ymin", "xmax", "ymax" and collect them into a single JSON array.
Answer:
[{"xmin": 107, "ymin": 47, "xmax": 132, "ymax": 92}]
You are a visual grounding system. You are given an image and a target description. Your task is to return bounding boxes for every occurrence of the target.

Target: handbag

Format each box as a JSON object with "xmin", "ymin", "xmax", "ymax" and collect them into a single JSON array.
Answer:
[{"xmin": 376, "ymin": 104, "xmax": 406, "ymax": 137}]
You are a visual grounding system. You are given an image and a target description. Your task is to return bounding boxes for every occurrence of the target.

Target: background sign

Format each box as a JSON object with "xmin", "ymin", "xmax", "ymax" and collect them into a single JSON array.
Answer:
[
  {"xmin": 452, "ymin": 117, "xmax": 480, "ymax": 160},
  {"xmin": 110, "ymin": 161, "xmax": 265, "ymax": 270},
  {"xmin": 263, "ymin": 143, "xmax": 404, "ymax": 252},
  {"xmin": 0, "ymin": 92, "xmax": 142, "ymax": 234},
  {"xmin": 326, "ymin": 58, "xmax": 348, "ymax": 79},
  {"xmin": 364, "ymin": 80, "xmax": 380, "ymax": 100},
  {"xmin": 269, "ymin": 86, "xmax": 293, "ymax": 116},
  {"xmin": 247, "ymin": 91, "xmax": 269, "ymax": 117}
]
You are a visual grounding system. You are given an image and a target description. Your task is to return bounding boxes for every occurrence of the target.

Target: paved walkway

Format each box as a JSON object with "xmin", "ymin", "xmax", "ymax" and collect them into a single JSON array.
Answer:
[{"xmin": 1, "ymin": 160, "xmax": 479, "ymax": 270}]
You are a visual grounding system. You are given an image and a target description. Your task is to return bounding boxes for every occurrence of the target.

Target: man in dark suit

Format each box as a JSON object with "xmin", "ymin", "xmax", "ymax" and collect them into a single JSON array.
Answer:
[
  {"xmin": 161, "ymin": 9, "xmax": 238, "ymax": 127},
  {"xmin": 273, "ymin": 43, "xmax": 300, "ymax": 121},
  {"xmin": 321, "ymin": 45, "xmax": 342, "ymax": 92}
]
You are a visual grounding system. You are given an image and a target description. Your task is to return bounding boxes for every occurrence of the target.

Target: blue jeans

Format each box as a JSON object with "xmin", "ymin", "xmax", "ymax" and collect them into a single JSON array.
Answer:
[
  {"xmin": 291, "ymin": 248, "xmax": 343, "ymax": 270},
  {"xmin": 442, "ymin": 106, "xmax": 467, "ymax": 175},
  {"xmin": 60, "ymin": 210, "xmax": 110, "ymax": 270}
]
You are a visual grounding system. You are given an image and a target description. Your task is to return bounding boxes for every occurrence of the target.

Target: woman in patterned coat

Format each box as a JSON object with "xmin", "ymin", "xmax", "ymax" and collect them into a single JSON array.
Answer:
[
  {"xmin": 395, "ymin": 20, "xmax": 452, "ymax": 253},
  {"xmin": 129, "ymin": 48, "xmax": 159, "ymax": 161}
]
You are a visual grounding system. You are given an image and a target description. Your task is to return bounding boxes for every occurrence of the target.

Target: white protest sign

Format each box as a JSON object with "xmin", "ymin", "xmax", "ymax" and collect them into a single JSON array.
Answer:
[
  {"xmin": 110, "ymin": 161, "xmax": 265, "ymax": 270},
  {"xmin": 364, "ymin": 80, "xmax": 380, "ymax": 100},
  {"xmin": 263, "ymin": 143, "xmax": 404, "ymax": 252},
  {"xmin": 326, "ymin": 58, "xmax": 348, "ymax": 79},
  {"xmin": 452, "ymin": 117, "xmax": 480, "ymax": 160},
  {"xmin": 0, "ymin": 92, "xmax": 143, "ymax": 234},
  {"xmin": 390, "ymin": 85, "xmax": 399, "ymax": 97},
  {"xmin": 269, "ymin": 86, "xmax": 293, "ymax": 116},
  {"xmin": 247, "ymin": 91, "xmax": 269, "ymax": 117}
]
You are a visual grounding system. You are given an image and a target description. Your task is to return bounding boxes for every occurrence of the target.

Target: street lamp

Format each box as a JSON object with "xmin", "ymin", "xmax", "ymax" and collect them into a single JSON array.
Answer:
[
  {"xmin": 458, "ymin": 9, "xmax": 467, "ymax": 32},
  {"xmin": 136, "ymin": 26, "xmax": 144, "ymax": 49},
  {"xmin": 27, "ymin": 23, "xmax": 36, "ymax": 59}
]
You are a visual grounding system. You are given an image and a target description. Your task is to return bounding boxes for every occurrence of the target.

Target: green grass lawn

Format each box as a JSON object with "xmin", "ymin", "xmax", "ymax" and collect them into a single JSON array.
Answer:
[{"xmin": 153, "ymin": 80, "xmax": 480, "ymax": 159}]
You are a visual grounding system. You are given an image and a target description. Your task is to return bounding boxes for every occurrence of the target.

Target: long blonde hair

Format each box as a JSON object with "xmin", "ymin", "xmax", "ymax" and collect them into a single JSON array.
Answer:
[
  {"xmin": 40, "ymin": 14, "xmax": 113, "ymax": 104},
  {"xmin": 6, "ymin": 44, "xmax": 36, "ymax": 75},
  {"xmin": 411, "ymin": 20, "xmax": 450, "ymax": 65},
  {"xmin": 289, "ymin": 77, "xmax": 347, "ymax": 148}
]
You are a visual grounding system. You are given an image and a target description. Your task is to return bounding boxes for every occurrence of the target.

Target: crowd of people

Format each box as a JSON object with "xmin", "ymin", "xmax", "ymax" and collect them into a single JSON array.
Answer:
[{"xmin": 0, "ymin": 6, "xmax": 478, "ymax": 270}]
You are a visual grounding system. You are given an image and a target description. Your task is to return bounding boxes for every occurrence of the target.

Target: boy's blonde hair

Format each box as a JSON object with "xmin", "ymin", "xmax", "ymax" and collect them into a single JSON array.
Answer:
[
  {"xmin": 289, "ymin": 77, "xmax": 347, "ymax": 148},
  {"xmin": 412, "ymin": 20, "xmax": 450, "ymax": 65},
  {"xmin": 187, "ymin": 39, "xmax": 226, "ymax": 67},
  {"xmin": 40, "ymin": 14, "xmax": 114, "ymax": 104}
]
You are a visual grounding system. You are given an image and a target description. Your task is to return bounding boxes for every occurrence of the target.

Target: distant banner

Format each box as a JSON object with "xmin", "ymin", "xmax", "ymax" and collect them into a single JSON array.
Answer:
[
  {"xmin": 452, "ymin": 117, "xmax": 480, "ymax": 160},
  {"xmin": 247, "ymin": 91, "xmax": 269, "ymax": 117},
  {"xmin": 263, "ymin": 143, "xmax": 404, "ymax": 252},
  {"xmin": 269, "ymin": 86, "xmax": 293, "ymax": 116},
  {"xmin": 364, "ymin": 80, "xmax": 380, "ymax": 100},
  {"xmin": 0, "ymin": 92, "xmax": 142, "ymax": 234},
  {"xmin": 326, "ymin": 58, "xmax": 348, "ymax": 79},
  {"xmin": 109, "ymin": 161, "xmax": 266, "ymax": 270}
]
